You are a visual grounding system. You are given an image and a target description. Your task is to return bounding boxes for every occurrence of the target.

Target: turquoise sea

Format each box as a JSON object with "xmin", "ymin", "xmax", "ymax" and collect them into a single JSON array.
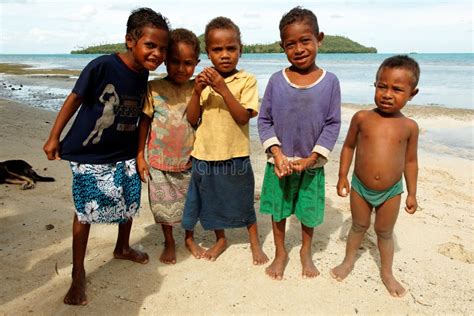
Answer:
[
  {"xmin": 0, "ymin": 53, "xmax": 473, "ymax": 110},
  {"xmin": 0, "ymin": 53, "xmax": 473, "ymax": 159}
]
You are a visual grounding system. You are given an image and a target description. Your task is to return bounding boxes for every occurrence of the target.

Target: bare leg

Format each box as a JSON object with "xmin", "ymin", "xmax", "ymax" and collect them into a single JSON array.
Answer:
[
  {"xmin": 159, "ymin": 224, "xmax": 176, "ymax": 264},
  {"xmin": 64, "ymin": 215, "xmax": 90, "ymax": 305},
  {"xmin": 247, "ymin": 223, "xmax": 269, "ymax": 265},
  {"xmin": 265, "ymin": 218, "xmax": 288, "ymax": 280},
  {"xmin": 184, "ymin": 230, "xmax": 205, "ymax": 259},
  {"xmin": 375, "ymin": 195, "xmax": 406, "ymax": 297},
  {"xmin": 331, "ymin": 190, "xmax": 371, "ymax": 281},
  {"xmin": 202, "ymin": 229, "xmax": 227, "ymax": 261},
  {"xmin": 300, "ymin": 224, "xmax": 319, "ymax": 278},
  {"xmin": 113, "ymin": 218, "xmax": 149, "ymax": 264}
]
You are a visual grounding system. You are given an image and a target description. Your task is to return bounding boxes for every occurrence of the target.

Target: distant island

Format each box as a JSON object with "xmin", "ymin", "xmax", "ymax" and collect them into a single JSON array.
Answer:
[{"xmin": 71, "ymin": 34, "xmax": 377, "ymax": 54}]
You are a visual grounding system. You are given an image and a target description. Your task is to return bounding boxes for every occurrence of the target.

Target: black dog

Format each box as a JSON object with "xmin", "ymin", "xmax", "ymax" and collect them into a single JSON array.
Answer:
[{"xmin": 0, "ymin": 160, "xmax": 55, "ymax": 189}]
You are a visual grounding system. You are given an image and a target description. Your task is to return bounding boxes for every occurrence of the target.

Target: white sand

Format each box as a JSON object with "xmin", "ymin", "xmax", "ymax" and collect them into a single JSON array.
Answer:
[{"xmin": 0, "ymin": 98, "xmax": 473, "ymax": 315}]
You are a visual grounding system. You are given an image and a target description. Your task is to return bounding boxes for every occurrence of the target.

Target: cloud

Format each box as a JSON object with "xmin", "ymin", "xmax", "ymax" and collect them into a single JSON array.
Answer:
[{"xmin": 65, "ymin": 5, "xmax": 98, "ymax": 21}]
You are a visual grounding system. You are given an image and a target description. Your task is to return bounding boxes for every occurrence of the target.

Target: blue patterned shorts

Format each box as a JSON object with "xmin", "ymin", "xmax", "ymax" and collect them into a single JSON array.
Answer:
[{"xmin": 70, "ymin": 159, "xmax": 141, "ymax": 224}]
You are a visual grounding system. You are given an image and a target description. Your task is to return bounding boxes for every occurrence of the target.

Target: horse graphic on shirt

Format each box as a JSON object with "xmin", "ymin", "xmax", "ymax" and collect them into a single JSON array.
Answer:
[{"xmin": 83, "ymin": 84, "xmax": 119, "ymax": 146}]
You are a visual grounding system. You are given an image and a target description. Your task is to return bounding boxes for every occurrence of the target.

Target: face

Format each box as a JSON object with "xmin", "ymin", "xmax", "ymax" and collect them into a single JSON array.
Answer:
[
  {"xmin": 281, "ymin": 22, "xmax": 323, "ymax": 72},
  {"xmin": 166, "ymin": 42, "xmax": 199, "ymax": 85},
  {"xmin": 374, "ymin": 67, "xmax": 419, "ymax": 114},
  {"xmin": 127, "ymin": 26, "xmax": 169, "ymax": 72},
  {"xmin": 206, "ymin": 28, "xmax": 241, "ymax": 77}
]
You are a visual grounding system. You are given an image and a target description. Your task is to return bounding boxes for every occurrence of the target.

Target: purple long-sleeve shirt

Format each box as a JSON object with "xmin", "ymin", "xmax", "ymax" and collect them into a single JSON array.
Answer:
[{"xmin": 258, "ymin": 69, "xmax": 341, "ymax": 166}]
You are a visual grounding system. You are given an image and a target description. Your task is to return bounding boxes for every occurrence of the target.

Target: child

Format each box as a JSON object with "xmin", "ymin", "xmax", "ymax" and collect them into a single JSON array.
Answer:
[
  {"xmin": 182, "ymin": 16, "xmax": 268, "ymax": 264},
  {"xmin": 330, "ymin": 55, "xmax": 419, "ymax": 297},
  {"xmin": 136, "ymin": 28, "xmax": 201, "ymax": 264},
  {"xmin": 258, "ymin": 6, "xmax": 341, "ymax": 280},
  {"xmin": 43, "ymin": 8, "xmax": 169, "ymax": 305}
]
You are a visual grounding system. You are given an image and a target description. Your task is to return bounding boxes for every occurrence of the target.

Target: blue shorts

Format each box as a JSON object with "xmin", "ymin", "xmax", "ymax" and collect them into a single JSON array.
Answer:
[
  {"xmin": 70, "ymin": 159, "xmax": 141, "ymax": 224},
  {"xmin": 182, "ymin": 157, "xmax": 257, "ymax": 231}
]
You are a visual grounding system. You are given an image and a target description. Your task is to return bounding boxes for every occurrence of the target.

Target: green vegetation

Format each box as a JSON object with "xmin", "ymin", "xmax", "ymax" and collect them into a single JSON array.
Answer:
[{"xmin": 71, "ymin": 34, "xmax": 376, "ymax": 54}]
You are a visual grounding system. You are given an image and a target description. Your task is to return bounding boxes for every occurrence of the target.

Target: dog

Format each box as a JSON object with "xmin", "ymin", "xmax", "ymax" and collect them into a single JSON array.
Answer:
[{"xmin": 0, "ymin": 160, "xmax": 55, "ymax": 190}]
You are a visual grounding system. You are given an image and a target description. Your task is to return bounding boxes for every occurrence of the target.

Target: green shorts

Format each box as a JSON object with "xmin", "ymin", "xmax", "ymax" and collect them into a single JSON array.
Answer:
[
  {"xmin": 351, "ymin": 174, "xmax": 403, "ymax": 208},
  {"xmin": 259, "ymin": 163, "xmax": 325, "ymax": 228}
]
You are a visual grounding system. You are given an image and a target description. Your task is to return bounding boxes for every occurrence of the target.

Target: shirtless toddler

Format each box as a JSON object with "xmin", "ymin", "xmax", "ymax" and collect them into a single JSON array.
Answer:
[{"xmin": 330, "ymin": 55, "xmax": 420, "ymax": 297}]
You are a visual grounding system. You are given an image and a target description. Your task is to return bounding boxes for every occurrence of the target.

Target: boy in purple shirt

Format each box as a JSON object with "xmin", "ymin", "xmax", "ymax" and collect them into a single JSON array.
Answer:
[{"xmin": 258, "ymin": 6, "xmax": 341, "ymax": 280}]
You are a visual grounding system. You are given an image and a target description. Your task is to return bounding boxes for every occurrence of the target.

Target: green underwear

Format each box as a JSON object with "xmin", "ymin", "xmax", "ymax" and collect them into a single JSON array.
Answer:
[{"xmin": 351, "ymin": 174, "xmax": 403, "ymax": 208}]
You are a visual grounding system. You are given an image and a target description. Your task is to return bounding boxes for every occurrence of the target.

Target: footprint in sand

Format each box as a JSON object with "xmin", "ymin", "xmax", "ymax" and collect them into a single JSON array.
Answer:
[{"xmin": 437, "ymin": 242, "xmax": 474, "ymax": 264}]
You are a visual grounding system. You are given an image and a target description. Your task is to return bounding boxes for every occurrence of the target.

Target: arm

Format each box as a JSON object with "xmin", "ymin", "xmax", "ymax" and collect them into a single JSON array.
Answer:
[
  {"xmin": 292, "ymin": 77, "xmax": 342, "ymax": 171},
  {"xmin": 202, "ymin": 67, "xmax": 251, "ymax": 125},
  {"xmin": 404, "ymin": 120, "xmax": 419, "ymax": 214},
  {"xmin": 314, "ymin": 76, "xmax": 342, "ymax": 159},
  {"xmin": 187, "ymin": 72, "xmax": 207, "ymax": 126},
  {"xmin": 136, "ymin": 114, "xmax": 152, "ymax": 182},
  {"xmin": 336, "ymin": 112, "xmax": 361, "ymax": 197},
  {"xmin": 43, "ymin": 92, "xmax": 82, "ymax": 160}
]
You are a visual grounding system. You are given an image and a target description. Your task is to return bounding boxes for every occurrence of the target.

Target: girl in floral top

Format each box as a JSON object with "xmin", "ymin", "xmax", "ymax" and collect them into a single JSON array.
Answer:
[{"xmin": 137, "ymin": 28, "xmax": 201, "ymax": 264}]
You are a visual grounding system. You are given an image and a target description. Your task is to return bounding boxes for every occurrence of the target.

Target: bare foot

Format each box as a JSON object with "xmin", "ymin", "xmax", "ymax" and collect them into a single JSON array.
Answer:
[
  {"xmin": 330, "ymin": 262, "xmax": 354, "ymax": 281},
  {"xmin": 300, "ymin": 250, "xmax": 319, "ymax": 278},
  {"xmin": 265, "ymin": 252, "xmax": 288, "ymax": 280},
  {"xmin": 113, "ymin": 247, "xmax": 149, "ymax": 264},
  {"xmin": 160, "ymin": 241, "xmax": 176, "ymax": 264},
  {"xmin": 185, "ymin": 237, "xmax": 206, "ymax": 259},
  {"xmin": 64, "ymin": 269, "xmax": 87, "ymax": 305},
  {"xmin": 202, "ymin": 238, "xmax": 227, "ymax": 261},
  {"xmin": 251, "ymin": 244, "xmax": 269, "ymax": 265},
  {"xmin": 381, "ymin": 272, "xmax": 407, "ymax": 297}
]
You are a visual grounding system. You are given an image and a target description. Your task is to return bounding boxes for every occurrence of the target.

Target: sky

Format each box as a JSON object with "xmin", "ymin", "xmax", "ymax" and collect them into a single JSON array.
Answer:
[{"xmin": 0, "ymin": 0, "xmax": 472, "ymax": 54}]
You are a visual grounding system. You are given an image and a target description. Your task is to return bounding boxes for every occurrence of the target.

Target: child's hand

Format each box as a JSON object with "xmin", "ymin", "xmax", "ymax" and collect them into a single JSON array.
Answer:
[
  {"xmin": 290, "ymin": 153, "xmax": 318, "ymax": 172},
  {"xmin": 194, "ymin": 73, "xmax": 209, "ymax": 95},
  {"xmin": 43, "ymin": 137, "xmax": 61, "ymax": 160},
  {"xmin": 271, "ymin": 146, "xmax": 291, "ymax": 179},
  {"xmin": 202, "ymin": 67, "xmax": 227, "ymax": 95},
  {"xmin": 336, "ymin": 177, "xmax": 350, "ymax": 197},
  {"xmin": 136, "ymin": 156, "xmax": 151, "ymax": 183},
  {"xmin": 405, "ymin": 195, "xmax": 418, "ymax": 214}
]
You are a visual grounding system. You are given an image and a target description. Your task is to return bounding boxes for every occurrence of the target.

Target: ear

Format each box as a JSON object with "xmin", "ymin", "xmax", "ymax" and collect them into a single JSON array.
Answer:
[
  {"xmin": 409, "ymin": 88, "xmax": 419, "ymax": 100},
  {"xmin": 125, "ymin": 34, "xmax": 135, "ymax": 50},
  {"xmin": 317, "ymin": 32, "xmax": 324, "ymax": 47}
]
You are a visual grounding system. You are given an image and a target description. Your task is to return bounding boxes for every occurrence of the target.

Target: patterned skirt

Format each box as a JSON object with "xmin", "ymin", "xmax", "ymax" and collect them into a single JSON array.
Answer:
[
  {"xmin": 148, "ymin": 168, "xmax": 191, "ymax": 225},
  {"xmin": 70, "ymin": 159, "xmax": 141, "ymax": 224}
]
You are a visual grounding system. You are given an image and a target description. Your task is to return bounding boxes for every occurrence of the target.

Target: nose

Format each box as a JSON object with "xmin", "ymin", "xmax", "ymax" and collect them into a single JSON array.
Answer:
[{"xmin": 295, "ymin": 42, "xmax": 304, "ymax": 54}]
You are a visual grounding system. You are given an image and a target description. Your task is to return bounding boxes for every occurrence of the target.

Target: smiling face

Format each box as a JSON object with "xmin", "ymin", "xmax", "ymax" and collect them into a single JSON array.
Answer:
[
  {"xmin": 374, "ymin": 67, "xmax": 419, "ymax": 114},
  {"xmin": 166, "ymin": 42, "xmax": 199, "ymax": 85},
  {"xmin": 126, "ymin": 26, "xmax": 169, "ymax": 72},
  {"xmin": 280, "ymin": 21, "xmax": 323, "ymax": 73},
  {"xmin": 206, "ymin": 28, "xmax": 241, "ymax": 77}
]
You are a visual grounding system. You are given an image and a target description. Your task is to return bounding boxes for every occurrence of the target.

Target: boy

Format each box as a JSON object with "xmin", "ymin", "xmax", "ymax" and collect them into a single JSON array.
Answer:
[
  {"xmin": 330, "ymin": 55, "xmax": 420, "ymax": 297},
  {"xmin": 258, "ymin": 7, "xmax": 341, "ymax": 280},
  {"xmin": 43, "ymin": 8, "xmax": 169, "ymax": 305}
]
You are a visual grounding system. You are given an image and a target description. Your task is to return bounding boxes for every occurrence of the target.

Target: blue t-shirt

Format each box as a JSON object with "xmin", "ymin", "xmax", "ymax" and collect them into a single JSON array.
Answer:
[{"xmin": 60, "ymin": 54, "xmax": 149, "ymax": 164}]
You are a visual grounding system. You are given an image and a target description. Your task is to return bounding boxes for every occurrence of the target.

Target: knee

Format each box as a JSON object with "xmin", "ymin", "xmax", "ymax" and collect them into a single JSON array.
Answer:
[
  {"xmin": 351, "ymin": 221, "xmax": 370, "ymax": 234},
  {"xmin": 374, "ymin": 226, "xmax": 393, "ymax": 240}
]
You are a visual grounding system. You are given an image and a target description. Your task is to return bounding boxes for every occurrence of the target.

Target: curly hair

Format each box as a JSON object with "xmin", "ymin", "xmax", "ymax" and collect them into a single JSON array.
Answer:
[
  {"xmin": 377, "ymin": 55, "xmax": 421, "ymax": 88},
  {"xmin": 204, "ymin": 16, "xmax": 242, "ymax": 48},
  {"xmin": 126, "ymin": 7, "xmax": 170, "ymax": 42},
  {"xmin": 279, "ymin": 6, "xmax": 319, "ymax": 40},
  {"xmin": 169, "ymin": 28, "xmax": 201, "ymax": 59}
]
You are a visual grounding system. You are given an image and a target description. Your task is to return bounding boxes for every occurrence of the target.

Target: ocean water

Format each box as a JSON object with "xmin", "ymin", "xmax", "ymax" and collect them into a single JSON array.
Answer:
[
  {"xmin": 0, "ymin": 53, "xmax": 473, "ymax": 159},
  {"xmin": 0, "ymin": 53, "xmax": 473, "ymax": 109}
]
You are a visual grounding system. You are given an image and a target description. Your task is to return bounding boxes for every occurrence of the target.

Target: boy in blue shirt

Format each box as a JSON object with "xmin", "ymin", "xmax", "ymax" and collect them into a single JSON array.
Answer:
[
  {"xmin": 43, "ymin": 8, "xmax": 169, "ymax": 305},
  {"xmin": 258, "ymin": 6, "xmax": 341, "ymax": 280}
]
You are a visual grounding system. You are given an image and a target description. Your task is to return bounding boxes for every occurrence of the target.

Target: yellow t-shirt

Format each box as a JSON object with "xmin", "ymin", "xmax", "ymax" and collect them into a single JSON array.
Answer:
[{"xmin": 191, "ymin": 70, "xmax": 259, "ymax": 161}]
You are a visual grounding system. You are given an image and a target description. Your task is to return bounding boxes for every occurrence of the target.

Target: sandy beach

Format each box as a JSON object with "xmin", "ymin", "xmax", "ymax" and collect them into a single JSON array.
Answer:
[{"xmin": 0, "ymin": 78, "xmax": 473, "ymax": 314}]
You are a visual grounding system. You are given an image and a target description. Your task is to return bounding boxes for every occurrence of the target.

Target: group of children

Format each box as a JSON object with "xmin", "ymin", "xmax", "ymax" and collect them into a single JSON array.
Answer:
[{"xmin": 43, "ymin": 6, "xmax": 420, "ymax": 306}]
